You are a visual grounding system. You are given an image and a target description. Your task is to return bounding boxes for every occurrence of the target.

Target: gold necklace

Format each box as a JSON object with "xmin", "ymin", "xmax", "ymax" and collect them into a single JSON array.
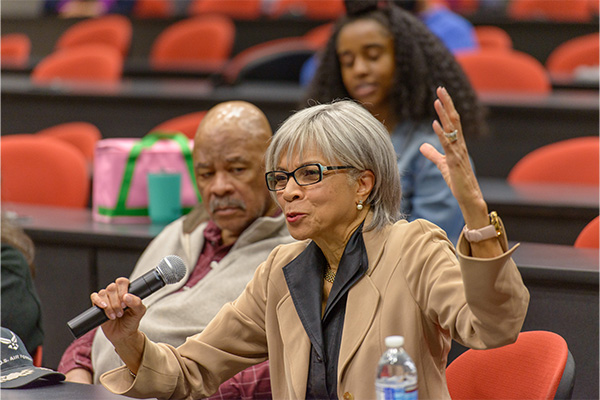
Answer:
[{"xmin": 324, "ymin": 265, "xmax": 336, "ymax": 284}]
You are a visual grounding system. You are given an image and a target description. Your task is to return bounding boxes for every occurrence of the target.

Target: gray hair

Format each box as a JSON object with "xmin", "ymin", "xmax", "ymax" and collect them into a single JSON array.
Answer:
[{"xmin": 266, "ymin": 100, "xmax": 402, "ymax": 231}]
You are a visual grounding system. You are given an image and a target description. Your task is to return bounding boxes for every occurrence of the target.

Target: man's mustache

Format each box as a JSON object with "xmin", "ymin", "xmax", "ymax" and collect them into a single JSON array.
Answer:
[{"xmin": 209, "ymin": 197, "xmax": 246, "ymax": 213}]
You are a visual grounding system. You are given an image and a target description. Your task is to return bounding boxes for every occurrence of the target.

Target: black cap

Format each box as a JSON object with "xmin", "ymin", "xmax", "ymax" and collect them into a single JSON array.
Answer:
[{"xmin": 0, "ymin": 327, "xmax": 65, "ymax": 388}]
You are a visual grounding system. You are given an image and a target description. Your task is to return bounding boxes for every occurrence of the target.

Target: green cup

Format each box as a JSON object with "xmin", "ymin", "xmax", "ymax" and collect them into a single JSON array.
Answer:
[{"xmin": 147, "ymin": 172, "xmax": 182, "ymax": 224}]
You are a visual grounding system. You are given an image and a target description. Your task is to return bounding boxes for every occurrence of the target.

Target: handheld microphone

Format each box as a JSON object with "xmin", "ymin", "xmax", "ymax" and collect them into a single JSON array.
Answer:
[{"xmin": 67, "ymin": 255, "xmax": 187, "ymax": 339}]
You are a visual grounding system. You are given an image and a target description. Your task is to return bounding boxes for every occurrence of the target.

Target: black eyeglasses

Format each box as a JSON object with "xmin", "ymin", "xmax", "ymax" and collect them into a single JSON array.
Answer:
[{"xmin": 265, "ymin": 163, "xmax": 354, "ymax": 191}]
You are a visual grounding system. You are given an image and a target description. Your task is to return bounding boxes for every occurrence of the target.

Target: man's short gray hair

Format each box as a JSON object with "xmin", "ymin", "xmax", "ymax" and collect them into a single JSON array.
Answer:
[{"xmin": 266, "ymin": 100, "xmax": 402, "ymax": 231}]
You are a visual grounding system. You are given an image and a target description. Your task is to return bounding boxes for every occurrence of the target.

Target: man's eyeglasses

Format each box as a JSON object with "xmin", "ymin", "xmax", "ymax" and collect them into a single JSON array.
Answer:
[{"xmin": 265, "ymin": 163, "xmax": 354, "ymax": 192}]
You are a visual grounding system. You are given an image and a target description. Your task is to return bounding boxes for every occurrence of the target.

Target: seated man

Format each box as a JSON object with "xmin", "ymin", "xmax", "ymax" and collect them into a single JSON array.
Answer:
[{"xmin": 58, "ymin": 101, "xmax": 294, "ymax": 398}]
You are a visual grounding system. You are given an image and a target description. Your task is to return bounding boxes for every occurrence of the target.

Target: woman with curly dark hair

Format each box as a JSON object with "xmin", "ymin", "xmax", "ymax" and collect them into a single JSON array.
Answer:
[{"xmin": 303, "ymin": 0, "xmax": 487, "ymax": 242}]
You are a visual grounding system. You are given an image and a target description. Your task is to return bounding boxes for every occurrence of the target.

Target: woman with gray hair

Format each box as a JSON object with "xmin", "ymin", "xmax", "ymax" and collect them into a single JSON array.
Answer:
[{"xmin": 95, "ymin": 88, "xmax": 529, "ymax": 400}]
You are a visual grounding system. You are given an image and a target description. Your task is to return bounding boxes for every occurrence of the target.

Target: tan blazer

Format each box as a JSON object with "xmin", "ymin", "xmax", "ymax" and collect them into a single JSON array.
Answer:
[{"xmin": 101, "ymin": 218, "xmax": 529, "ymax": 400}]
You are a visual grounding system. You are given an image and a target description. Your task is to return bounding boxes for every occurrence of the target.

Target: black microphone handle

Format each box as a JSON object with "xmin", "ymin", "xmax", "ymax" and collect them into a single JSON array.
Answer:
[{"xmin": 67, "ymin": 269, "xmax": 166, "ymax": 339}]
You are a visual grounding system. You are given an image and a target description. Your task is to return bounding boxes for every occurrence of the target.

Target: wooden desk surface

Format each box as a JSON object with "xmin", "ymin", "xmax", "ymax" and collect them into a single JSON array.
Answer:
[
  {"xmin": 512, "ymin": 240, "xmax": 598, "ymax": 284},
  {"xmin": 3, "ymin": 202, "xmax": 164, "ymax": 250},
  {"xmin": 480, "ymin": 178, "xmax": 599, "ymax": 245},
  {"xmin": 480, "ymin": 177, "xmax": 599, "ymax": 209},
  {"xmin": 1, "ymin": 381, "xmax": 150, "ymax": 400}
]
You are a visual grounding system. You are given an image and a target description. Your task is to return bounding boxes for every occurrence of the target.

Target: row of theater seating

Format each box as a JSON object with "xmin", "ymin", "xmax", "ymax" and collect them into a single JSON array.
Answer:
[
  {"xmin": 1, "ymin": 114, "xmax": 598, "ymax": 248},
  {"xmin": 1, "ymin": 13, "xmax": 599, "ymax": 93},
  {"xmin": 43, "ymin": 0, "xmax": 600, "ymax": 23},
  {"xmin": 0, "ymin": 14, "xmax": 328, "ymax": 84},
  {"xmin": 51, "ymin": 0, "xmax": 346, "ymax": 21}
]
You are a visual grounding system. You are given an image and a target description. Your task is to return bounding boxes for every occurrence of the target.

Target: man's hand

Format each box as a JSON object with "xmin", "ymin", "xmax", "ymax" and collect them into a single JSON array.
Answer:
[{"xmin": 65, "ymin": 368, "xmax": 93, "ymax": 384}]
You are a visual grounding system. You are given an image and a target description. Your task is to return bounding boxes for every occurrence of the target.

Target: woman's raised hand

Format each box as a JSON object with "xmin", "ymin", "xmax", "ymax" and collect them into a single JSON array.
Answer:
[{"xmin": 420, "ymin": 86, "xmax": 490, "ymax": 231}]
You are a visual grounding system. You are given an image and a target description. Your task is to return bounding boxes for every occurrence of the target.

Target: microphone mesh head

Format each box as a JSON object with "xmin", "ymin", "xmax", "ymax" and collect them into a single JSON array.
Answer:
[{"xmin": 157, "ymin": 255, "xmax": 187, "ymax": 284}]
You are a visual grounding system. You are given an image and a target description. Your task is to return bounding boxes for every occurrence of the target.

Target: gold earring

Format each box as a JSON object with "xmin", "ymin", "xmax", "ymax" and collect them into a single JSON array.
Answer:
[{"xmin": 356, "ymin": 200, "xmax": 364, "ymax": 211}]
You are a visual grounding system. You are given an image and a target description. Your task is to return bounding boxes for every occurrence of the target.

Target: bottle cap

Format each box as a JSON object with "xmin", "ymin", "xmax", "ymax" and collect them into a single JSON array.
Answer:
[{"xmin": 385, "ymin": 335, "xmax": 404, "ymax": 348}]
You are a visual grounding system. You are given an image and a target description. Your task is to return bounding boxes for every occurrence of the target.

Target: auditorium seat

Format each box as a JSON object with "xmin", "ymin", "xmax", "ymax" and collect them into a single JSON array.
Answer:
[
  {"xmin": 1, "ymin": 33, "xmax": 31, "ymax": 68},
  {"xmin": 31, "ymin": 44, "xmax": 123, "ymax": 84},
  {"xmin": 508, "ymin": 0, "xmax": 594, "ymax": 22},
  {"xmin": 456, "ymin": 49, "xmax": 551, "ymax": 94},
  {"xmin": 54, "ymin": 14, "xmax": 132, "ymax": 58},
  {"xmin": 36, "ymin": 121, "xmax": 102, "ymax": 164},
  {"xmin": 449, "ymin": 0, "xmax": 480, "ymax": 15},
  {"xmin": 132, "ymin": 0, "xmax": 173, "ymax": 18},
  {"xmin": 221, "ymin": 37, "xmax": 316, "ymax": 85},
  {"xmin": 1, "ymin": 135, "xmax": 89, "ymax": 208},
  {"xmin": 149, "ymin": 15, "xmax": 235, "ymax": 71},
  {"xmin": 446, "ymin": 331, "xmax": 575, "ymax": 400},
  {"xmin": 269, "ymin": 0, "xmax": 345, "ymax": 20},
  {"xmin": 149, "ymin": 111, "xmax": 207, "ymax": 139},
  {"xmin": 32, "ymin": 346, "xmax": 43, "ymax": 367},
  {"xmin": 473, "ymin": 26, "xmax": 512, "ymax": 51},
  {"xmin": 574, "ymin": 216, "xmax": 599, "ymax": 249},
  {"xmin": 546, "ymin": 33, "xmax": 600, "ymax": 76},
  {"xmin": 303, "ymin": 23, "xmax": 334, "ymax": 49},
  {"xmin": 508, "ymin": 136, "xmax": 599, "ymax": 186},
  {"xmin": 188, "ymin": 0, "xmax": 262, "ymax": 20}
]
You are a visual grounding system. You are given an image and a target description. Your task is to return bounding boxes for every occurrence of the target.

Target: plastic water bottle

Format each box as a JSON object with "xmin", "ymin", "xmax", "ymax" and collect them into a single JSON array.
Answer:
[{"xmin": 375, "ymin": 335, "xmax": 418, "ymax": 400}]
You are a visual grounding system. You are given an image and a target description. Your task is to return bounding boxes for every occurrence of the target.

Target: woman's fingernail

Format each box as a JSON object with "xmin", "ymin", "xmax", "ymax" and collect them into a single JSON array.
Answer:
[
  {"xmin": 109, "ymin": 313, "xmax": 116, "ymax": 320},
  {"xmin": 117, "ymin": 311, "xmax": 123, "ymax": 318},
  {"xmin": 121, "ymin": 302, "xmax": 126, "ymax": 309},
  {"xmin": 101, "ymin": 302, "xmax": 108, "ymax": 308}
]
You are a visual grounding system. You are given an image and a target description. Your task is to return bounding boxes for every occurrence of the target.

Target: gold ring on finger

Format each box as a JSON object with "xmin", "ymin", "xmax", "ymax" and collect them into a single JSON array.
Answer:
[{"xmin": 444, "ymin": 129, "xmax": 458, "ymax": 143}]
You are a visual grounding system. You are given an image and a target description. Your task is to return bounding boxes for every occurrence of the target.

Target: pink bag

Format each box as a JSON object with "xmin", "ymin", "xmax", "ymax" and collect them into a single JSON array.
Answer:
[{"xmin": 93, "ymin": 132, "xmax": 201, "ymax": 223}]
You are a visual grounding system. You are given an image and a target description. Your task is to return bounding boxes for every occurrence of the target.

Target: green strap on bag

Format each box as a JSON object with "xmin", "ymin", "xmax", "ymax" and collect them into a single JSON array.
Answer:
[{"xmin": 97, "ymin": 132, "xmax": 201, "ymax": 218}]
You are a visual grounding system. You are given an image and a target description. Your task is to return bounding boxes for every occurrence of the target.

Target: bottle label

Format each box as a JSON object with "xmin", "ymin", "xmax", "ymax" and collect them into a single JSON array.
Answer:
[
  {"xmin": 405, "ymin": 388, "xmax": 418, "ymax": 400},
  {"xmin": 375, "ymin": 383, "xmax": 418, "ymax": 400}
]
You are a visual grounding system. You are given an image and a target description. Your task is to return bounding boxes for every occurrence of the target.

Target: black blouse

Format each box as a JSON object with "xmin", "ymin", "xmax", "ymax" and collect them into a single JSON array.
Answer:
[{"xmin": 283, "ymin": 224, "xmax": 368, "ymax": 399}]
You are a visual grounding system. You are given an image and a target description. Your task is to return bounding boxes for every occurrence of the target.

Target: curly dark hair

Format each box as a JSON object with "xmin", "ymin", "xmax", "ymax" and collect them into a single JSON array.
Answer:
[{"xmin": 302, "ymin": 1, "xmax": 487, "ymax": 138}]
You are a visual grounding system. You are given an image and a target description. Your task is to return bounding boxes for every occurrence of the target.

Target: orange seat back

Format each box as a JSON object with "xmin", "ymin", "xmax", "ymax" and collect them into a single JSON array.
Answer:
[
  {"xmin": 150, "ymin": 111, "xmax": 207, "ymax": 139},
  {"xmin": 55, "ymin": 14, "xmax": 132, "ymax": 58},
  {"xmin": 574, "ymin": 216, "xmax": 599, "ymax": 249},
  {"xmin": 456, "ymin": 49, "xmax": 551, "ymax": 94},
  {"xmin": 270, "ymin": 0, "xmax": 345, "ymax": 20},
  {"xmin": 133, "ymin": 0, "xmax": 173, "ymax": 18},
  {"xmin": 546, "ymin": 33, "xmax": 600, "ymax": 75},
  {"xmin": 508, "ymin": 0, "xmax": 593, "ymax": 22},
  {"xmin": 150, "ymin": 15, "xmax": 235, "ymax": 70},
  {"xmin": 32, "ymin": 345, "xmax": 43, "ymax": 367},
  {"xmin": 473, "ymin": 26, "xmax": 512, "ymax": 50},
  {"xmin": 303, "ymin": 23, "xmax": 334, "ymax": 49},
  {"xmin": 36, "ymin": 122, "xmax": 102, "ymax": 162},
  {"xmin": 450, "ymin": 0, "xmax": 480, "ymax": 15},
  {"xmin": 31, "ymin": 44, "xmax": 123, "ymax": 84},
  {"xmin": 1, "ymin": 33, "xmax": 31, "ymax": 67},
  {"xmin": 188, "ymin": 0, "xmax": 262, "ymax": 20},
  {"xmin": 1, "ymin": 136, "xmax": 89, "ymax": 208},
  {"xmin": 508, "ymin": 136, "xmax": 599, "ymax": 186},
  {"xmin": 446, "ymin": 331, "xmax": 574, "ymax": 400}
]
